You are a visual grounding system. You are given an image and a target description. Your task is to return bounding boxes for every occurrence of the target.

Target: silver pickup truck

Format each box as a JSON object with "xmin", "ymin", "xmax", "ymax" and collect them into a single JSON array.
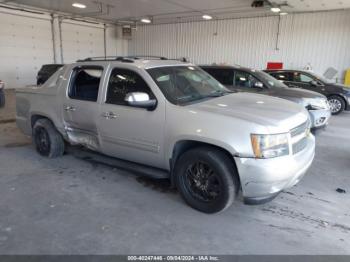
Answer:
[{"xmin": 16, "ymin": 57, "xmax": 315, "ymax": 213}]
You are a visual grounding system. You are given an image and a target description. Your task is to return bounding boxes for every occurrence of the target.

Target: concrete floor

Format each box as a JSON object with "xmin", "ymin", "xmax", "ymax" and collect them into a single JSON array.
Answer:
[{"xmin": 0, "ymin": 89, "xmax": 349, "ymax": 254}]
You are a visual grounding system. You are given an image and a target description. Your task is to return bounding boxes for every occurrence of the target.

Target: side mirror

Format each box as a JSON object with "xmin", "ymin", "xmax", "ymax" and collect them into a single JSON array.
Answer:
[
  {"xmin": 310, "ymin": 80, "xmax": 319, "ymax": 86},
  {"xmin": 254, "ymin": 82, "xmax": 264, "ymax": 89},
  {"xmin": 124, "ymin": 92, "xmax": 157, "ymax": 110}
]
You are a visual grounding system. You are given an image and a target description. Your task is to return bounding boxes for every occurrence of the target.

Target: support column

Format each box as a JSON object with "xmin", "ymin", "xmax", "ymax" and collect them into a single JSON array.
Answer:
[{"xmin": 50, "ymin": 14, "xmax": 63, "ymax": 64}]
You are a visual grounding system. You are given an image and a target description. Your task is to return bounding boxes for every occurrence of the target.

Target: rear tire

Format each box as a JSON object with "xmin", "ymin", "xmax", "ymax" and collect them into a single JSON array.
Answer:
[
  {"xmin": 33, "ymin": 119, "xmax": 65, "ymax": 158},
  {"xmin": 174, "ymin": 147, "xmax": 239, "ymax": 213},
  {"xmin": 328, "ymin": 95, "xmax": 345, "ymax": 115}
]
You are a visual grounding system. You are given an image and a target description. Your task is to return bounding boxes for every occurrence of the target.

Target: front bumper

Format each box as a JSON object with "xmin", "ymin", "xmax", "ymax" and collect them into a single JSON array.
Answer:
[
  {"xmin": 234, "ymin": 134, "xmax": 315, "ymax": 205},
  {"xmin": 308, "ymin": 108, "xmax": 331, "ymax": 129}
]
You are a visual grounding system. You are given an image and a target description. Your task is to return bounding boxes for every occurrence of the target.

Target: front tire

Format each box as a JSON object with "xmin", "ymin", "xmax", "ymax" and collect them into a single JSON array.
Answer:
[
  {"xmin": 328, "ymin": 95, "xmax": 345, "ymax": 115},
  {"xmin": 33, "ymin": 119, "xmax": 65, "ymax": 158},
  {"xmin": 175, "ymin": 147, "xmax": 239, "ymax": 213}
]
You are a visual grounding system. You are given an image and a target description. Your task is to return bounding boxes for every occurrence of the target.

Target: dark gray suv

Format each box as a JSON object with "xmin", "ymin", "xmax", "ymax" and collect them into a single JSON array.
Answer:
[
  {"xmin": 201, "ymin": 65, "xmax": 331, "ymax": 130},
  {"xmin": 265, "ymin": 69, "xmax": 350, "ymax": 115}
]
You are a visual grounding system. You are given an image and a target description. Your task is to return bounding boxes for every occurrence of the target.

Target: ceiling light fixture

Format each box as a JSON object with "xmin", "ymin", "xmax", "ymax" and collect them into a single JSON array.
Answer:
[
  {"xmin": 270, "ymin": 7, "xmax": 281, "ymax": 12},
  {"xmin": 141, "ymin": 18, "xmax": 152, "ymax": 24},
  {"xmin": 280, "ymin": 12, "xmax": 288, "ymax": 15},
  {"xmin": 202, "ymin": 14, "xmax": 213, "ymax": 20},
  {"xmin": 72, "ymin": 3, "xmax": 87, "ymax": 9}
]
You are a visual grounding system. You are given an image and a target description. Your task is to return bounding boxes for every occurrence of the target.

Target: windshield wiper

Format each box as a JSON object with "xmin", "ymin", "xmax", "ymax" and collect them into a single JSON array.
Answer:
[
  {"xmin": 176, "ymin": 94, "xmax": 203, "ymax": 102},
  {"xmin": 175, "ymin": 90, "xmax": 234, "ymax": 104},
  {"xmin": 206, "ymin": 90, "xmax": 235, "ymax": 97}
]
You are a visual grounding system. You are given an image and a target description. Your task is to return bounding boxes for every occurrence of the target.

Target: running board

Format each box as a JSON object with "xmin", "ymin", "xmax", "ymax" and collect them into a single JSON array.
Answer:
[{"xmin": 66, "ymin": 146, "xmax": 170, "ymax": 179}]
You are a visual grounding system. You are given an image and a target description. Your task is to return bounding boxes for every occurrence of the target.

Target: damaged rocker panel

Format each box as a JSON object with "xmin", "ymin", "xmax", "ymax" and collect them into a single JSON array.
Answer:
[{"xmin": 65, "ymin": 127, "xmax": 100, "ymax": 151}]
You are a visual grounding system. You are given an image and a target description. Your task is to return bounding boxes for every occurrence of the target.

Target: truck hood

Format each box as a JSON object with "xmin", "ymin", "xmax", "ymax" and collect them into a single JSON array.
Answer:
[{"xmin": 188, "ymin": 93, "xmax": 308, "ymax": 133}]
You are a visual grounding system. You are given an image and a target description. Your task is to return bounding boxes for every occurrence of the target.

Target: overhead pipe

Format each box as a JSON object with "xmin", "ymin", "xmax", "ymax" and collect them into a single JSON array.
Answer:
[
  {"xmin": 58, "ymin": 17, "xmax": 64, "ymax": 64},
  {"xmin": 50, "ymin": 13, "xmax": 57, "ymax": 63},
  {"xmin": 103, "ymin": 23, "xmax": 107, "ymax": 59}
]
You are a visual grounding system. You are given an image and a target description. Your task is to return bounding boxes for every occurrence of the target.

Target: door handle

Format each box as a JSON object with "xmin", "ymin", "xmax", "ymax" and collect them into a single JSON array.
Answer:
[
  {"xmin": 102, "ymin": 112, "xmax": 118, "ymax": 119},
  {"xmin": 65, "ymin": 106, "xmax": 76, "ymax": 112}
]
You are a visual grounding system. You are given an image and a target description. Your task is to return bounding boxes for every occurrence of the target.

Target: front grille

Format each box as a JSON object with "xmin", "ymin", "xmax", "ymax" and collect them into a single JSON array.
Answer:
[
  {"xmin": 292, "ymin": 137, "xmax": 308, "ymax": 154},
  {"xmin": 290, "ymin": 120, "xmax": 309, "ymax": 155},
  {"xmin": 290, "ymin": 120, "xmax": 309, "ymax": 137}
]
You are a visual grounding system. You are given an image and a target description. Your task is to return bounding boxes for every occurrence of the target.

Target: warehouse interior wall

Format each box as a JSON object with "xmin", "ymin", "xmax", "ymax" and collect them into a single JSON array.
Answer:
[
  {"xmin": 0, "ymin": 7, "xmax": 128, "ymax": 88},
  {"xmin": 130, "ymin": 9, "xmax": 350, "ymax": 82},
  {"xmin": 1, "ymin": 6, "xmax": 349, "ymax": 88}
]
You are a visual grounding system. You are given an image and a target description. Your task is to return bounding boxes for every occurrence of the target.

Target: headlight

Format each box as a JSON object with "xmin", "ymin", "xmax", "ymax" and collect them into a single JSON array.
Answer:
[
  {"xmin": 251, "ymin": 133, "xmax": 290, "ymax": 159},
  {"xmin": 305, "ymin": 98, "xmax": 329, "ymax": 110}
]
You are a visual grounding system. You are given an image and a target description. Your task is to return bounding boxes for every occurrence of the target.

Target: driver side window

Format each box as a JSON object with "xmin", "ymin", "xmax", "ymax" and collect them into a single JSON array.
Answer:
[
  {"xmin": 106, "ymin": 68, "xmax": 155, "ymax": 106},
  {"xmin": 293, "ymin": 72, "xmax": 314, "ymax": 83},
  {"xmin": 234, "ymin": 71, "xmax": 259, "ymax": 88}
]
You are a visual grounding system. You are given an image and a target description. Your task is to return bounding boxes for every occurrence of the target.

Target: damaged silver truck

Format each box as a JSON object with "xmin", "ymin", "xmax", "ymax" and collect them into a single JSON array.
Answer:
[{"xmin": 16, "ymin": 57, "xmax": 315, "ymax": 213}]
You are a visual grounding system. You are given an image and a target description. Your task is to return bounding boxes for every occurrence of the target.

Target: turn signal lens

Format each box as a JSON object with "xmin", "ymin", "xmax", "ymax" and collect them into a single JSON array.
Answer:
[{"xmin": 251, "ymin": 133, "xmax": 290, "ymax": 158}]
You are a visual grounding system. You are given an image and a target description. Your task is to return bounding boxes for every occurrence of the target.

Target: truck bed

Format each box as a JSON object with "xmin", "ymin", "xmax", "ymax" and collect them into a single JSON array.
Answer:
[{"xmin": 16, "ymin": 85, "xmax": 60, "ymax": 136}]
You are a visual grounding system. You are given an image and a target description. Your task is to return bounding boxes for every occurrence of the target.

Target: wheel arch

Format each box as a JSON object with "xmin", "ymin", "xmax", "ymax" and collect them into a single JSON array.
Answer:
[
  {"xmin": 31, "ymin": 114, "xmax": 53, "ymax": 128},
  {"xmin": 169, "ymin": 140, "xmax": 241, "ymax": 188},
  {"xmin": 327, "ymin": 94, "xmax": 347, "ymax": 110}
]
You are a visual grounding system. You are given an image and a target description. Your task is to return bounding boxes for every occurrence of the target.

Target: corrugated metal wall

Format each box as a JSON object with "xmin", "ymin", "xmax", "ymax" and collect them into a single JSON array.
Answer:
[
  {"xmin": 106, "ymin": 26, "xmax": 129, "ymax": 59},
  {"xmin": 130, "ymin": 10, "xmax": 350, "ymax": 80}
]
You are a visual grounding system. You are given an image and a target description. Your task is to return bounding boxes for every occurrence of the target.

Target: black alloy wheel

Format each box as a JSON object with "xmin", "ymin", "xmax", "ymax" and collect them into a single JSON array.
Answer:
[
  {"xmin": 175, "ymin": 147, "xmax": 239, "ymax": 213},
  {"xmin": 34, "ymin": 127, "xmax": 51, "ymax": 156},
  {"xmin": 183, "ymin": 161, "xmax": 221, "ymax": 202},
  {"xmin": 33, "ymin": 119, "xmax": 65, "ymax": 158}
]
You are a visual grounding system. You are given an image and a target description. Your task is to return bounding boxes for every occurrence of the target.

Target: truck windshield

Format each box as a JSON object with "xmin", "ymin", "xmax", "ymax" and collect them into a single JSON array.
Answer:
[{"xmin": 147, "ymin": 66, "xmax": 232, "ymax": 105}]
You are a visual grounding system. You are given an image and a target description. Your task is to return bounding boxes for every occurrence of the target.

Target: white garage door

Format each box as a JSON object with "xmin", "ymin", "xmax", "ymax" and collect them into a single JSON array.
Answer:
[
  {"xmin": 61, "ymin": 21, "xmax": 105, "ymax": 63},
  {"xmin": 0, "ymin": 12, "xmax": 53, "ymax": 88}
]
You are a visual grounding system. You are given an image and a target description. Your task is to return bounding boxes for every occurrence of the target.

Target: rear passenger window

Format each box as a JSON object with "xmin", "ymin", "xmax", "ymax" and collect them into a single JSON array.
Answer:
[
  {"xmin": 295, "ymin": 73, "xmax": 314, "ymax": 83},
  {"xmin": 106, "ymin": 68, "xmax": 155, "ymax": 106},
  {"xmin": 203, "ymin": 68, "xmax": 234, "ymax": 86},
  {"xmin": 69, "ymin": 66, "xmax": 103, "ymax": 102}
]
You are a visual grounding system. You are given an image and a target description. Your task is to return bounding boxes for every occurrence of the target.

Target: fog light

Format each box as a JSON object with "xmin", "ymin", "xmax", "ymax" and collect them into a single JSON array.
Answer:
[{"xmin": 316, "ymin": 117, "xmax": 326, "ymax": 125}]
